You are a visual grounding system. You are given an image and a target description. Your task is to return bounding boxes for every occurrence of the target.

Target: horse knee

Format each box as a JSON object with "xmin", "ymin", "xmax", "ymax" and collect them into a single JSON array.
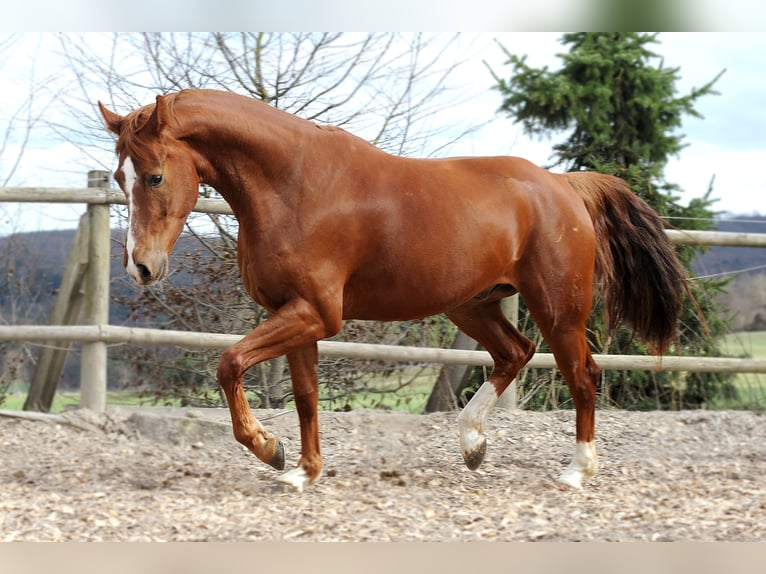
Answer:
[{"xmin": 217, "ymin": 349, "xmax": 245, "ymax": 387}]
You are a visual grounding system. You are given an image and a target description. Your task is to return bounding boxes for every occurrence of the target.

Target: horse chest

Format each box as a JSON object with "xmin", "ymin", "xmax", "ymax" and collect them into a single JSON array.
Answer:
[{"xmin": 236, "ymin": 247, "xmax": 306, "ymax": 312}]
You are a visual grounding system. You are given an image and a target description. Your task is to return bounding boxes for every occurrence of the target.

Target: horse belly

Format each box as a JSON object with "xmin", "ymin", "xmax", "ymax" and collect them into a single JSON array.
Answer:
[{"xmin": 341, "ymin": 239, "xmax": 514, "ymax": 321}]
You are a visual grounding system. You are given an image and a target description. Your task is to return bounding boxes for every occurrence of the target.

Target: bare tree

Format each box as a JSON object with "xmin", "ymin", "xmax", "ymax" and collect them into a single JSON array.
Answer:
[
  {"xmin": 1, "ymin": 35, "xmax": 67, "ymax": 407},
  {"xmin": 55, "ymin": 33, "xmax": 476, "ymax": 155},
  {"xmin": 50, "ymin": 32, "xmax": 482, "ymax": 409},
  {"xmin": 1, "ymin": 34, "xmax": 29, "ymax": 187},
  {"xmin": 1, "ymin": 34, "xmax": 63, "ymax": 189}
]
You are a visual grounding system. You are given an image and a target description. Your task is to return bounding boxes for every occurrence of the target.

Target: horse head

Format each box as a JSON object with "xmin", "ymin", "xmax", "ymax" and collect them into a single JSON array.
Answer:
[{"xmin": 99, "ymin": 95, "xmax": 199, "ymax": 286}]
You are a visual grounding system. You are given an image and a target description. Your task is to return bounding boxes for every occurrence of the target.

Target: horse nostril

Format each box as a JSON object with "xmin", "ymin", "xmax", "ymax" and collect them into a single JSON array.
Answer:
[{"xmin": 135, "ymin": 263, "xmax": 153, "ymax": 283}]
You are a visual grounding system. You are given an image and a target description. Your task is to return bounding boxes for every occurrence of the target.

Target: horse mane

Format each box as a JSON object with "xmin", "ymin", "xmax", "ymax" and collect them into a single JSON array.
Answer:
[{"xmin": 114, "ymin": 92, "xmax": 182, "ymax": 164}]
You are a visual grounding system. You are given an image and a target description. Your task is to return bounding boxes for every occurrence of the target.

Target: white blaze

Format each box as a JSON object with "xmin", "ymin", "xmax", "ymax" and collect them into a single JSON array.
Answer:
[{"xmin": 121, "ymin": 156, "xmax": 138, "ymax": 277}]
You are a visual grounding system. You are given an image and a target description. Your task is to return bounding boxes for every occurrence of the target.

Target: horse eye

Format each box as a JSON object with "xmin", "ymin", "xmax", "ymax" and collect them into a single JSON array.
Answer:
[{"xmin": 148, "ymin": 174, "xmax": 163, "ymax": 187}]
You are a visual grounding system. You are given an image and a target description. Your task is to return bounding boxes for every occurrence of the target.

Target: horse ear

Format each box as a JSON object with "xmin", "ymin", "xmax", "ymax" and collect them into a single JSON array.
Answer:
[
  {"xmin": 98, "ymin": 101, "xmax": 123, "ymax": 135},
  {"xmin": 155, "ymin": 94, "xmax": 172, "ymax": 133}
]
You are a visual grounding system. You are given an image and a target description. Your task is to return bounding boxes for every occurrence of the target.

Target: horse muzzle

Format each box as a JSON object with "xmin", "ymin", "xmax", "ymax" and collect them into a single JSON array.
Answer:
[{"xmin": 126, "ymin": 252, "xmax": 168, "ymax": 286}]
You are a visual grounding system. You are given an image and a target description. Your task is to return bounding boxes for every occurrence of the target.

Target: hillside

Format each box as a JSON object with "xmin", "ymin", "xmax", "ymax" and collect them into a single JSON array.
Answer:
[{"xmin": 0, "ymin": 228, "xmax": 206, "ymax": 324}]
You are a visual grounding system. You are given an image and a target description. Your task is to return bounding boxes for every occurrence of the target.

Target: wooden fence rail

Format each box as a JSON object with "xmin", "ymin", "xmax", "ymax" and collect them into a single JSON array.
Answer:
[
  {"xmin": 2, "ymin": 324, "xmax": 766, "ymax": 373},
  {"xmin": 3, "ymin": 181, "xmax": 766, "ymax": 413}
]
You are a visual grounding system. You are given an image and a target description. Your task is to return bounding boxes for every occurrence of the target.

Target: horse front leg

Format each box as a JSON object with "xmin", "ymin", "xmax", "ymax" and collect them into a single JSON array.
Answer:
[
  {"xmin": 216, "ymin": 297, "xmax": 339, "ymax": 490},
  {"xmin": 275, "ymin": 344, "xmax": 322, "ymax": 492},
  {"xmin": 217, "ymin": 357, "xmax": 286, "ymax": 471}
]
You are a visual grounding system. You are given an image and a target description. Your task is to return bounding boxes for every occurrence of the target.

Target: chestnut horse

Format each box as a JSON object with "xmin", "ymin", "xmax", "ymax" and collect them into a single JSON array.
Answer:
[{"xmin": 99, "ymin": 89, "xmax": 685, "ymax": 491}]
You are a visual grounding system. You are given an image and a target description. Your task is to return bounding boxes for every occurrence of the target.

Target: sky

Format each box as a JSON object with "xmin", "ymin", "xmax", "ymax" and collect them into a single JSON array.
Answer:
[{"xmin": 2, "ymin": 30, "xmax": 766, "ymax": 235}]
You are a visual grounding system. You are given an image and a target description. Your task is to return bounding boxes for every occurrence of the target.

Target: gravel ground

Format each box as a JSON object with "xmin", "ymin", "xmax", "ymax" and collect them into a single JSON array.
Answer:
[{"xmin": 1, "ymin": 406, "xmax": 765, "ymax": 541}]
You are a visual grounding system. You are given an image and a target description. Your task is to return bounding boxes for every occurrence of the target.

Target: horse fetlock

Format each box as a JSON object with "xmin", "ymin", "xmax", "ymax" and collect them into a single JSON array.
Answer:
[
  {"xmin": 234, "ymin": 428, "xmax": 282, "ymax": 467},
  {"xmin": 457, "ymin": 381, "xmax": 498, "ymax": 470}
]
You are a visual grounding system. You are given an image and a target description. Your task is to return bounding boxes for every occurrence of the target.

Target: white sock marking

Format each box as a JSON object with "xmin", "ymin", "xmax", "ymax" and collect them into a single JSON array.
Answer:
[{"xmin": 558, "ymin": 441, "xmax": 598, "ymax": 488}]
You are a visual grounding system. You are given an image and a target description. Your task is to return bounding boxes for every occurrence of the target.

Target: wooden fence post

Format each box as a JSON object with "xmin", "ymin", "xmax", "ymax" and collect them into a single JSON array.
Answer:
[
  {"xmin": 23, "ymin": 214, "xmax": 90, "ymax": 412},
  {"xmin": 79, "ymin": 170, "xmax": 111, "ymax": 412}
]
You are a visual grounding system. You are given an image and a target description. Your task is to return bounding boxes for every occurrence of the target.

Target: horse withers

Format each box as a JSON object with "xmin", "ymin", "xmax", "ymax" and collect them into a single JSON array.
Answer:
[{"xmin": 99, "ymin": 89, "xmax": 685, "ymax": 491}]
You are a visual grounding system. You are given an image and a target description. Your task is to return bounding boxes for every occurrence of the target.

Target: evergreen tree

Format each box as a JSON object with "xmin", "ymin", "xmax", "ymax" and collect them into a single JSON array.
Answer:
[{"xmin": 492, "ymin": 32, "xmax": 734, "ymax": 409}]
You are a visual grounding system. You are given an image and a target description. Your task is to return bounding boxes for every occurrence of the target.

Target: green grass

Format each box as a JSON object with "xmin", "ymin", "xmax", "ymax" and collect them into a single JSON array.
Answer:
[{"xmin": 719, "ymin": 331, "xmax": 766, "ymax": 409}]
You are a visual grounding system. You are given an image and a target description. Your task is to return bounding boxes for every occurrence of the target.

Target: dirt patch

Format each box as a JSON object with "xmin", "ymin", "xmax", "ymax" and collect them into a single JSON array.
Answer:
[{"xmin": 1, "ymin": 406, "xmax": 765, "ymax": 541}]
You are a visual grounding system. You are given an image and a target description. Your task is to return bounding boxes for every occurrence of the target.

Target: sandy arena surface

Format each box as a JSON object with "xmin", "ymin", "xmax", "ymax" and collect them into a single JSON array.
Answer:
[{"xmin": 1, "ymin": 406, "xmax": 765, "ymax": 541}]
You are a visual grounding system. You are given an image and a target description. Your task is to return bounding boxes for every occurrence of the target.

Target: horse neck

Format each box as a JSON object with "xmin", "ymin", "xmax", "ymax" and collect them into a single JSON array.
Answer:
[{"xmin": 179, "ymin": 96, "xmax": 308, "ymax": 217}]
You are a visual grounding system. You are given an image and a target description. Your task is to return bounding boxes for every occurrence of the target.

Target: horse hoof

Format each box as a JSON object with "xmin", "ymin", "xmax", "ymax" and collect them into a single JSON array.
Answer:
[
  {"xmin": 462, "ymin": 437, "xmax": 487, "ymax": 471},
  {"xmin": 268, "ymin": 440, "xmax": 286, "ymax": 471},
  {"xmin": 275, "ymin": 467, "xmax": 318, "ymax": 493}
]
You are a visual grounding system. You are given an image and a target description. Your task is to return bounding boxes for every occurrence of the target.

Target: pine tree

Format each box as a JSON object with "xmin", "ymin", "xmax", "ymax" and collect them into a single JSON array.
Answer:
[{"xmin": 492, "ymin": 32, "xmax": 735, "ymax": 409}]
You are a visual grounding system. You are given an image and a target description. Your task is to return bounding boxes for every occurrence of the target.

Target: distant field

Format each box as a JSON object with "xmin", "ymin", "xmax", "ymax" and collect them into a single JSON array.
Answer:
[
  {"xmin": 0, "ymin": 391, "xmax": 167, "ymax": 413},
  {"xmin": 1, "ymin": 369, "xmax": 438, "ymax": 414}
]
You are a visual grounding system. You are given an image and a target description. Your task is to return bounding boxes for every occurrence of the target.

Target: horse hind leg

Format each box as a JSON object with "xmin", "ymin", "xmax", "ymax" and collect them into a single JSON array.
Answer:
[
  {"xmin": 523, "ymin": 294, "xmax": 601, "ymax": 488},
  {"xmin": 550, "ymin": 339, "xmax": 601, "ymax": 488},
  {"xmin": 448, "ymin": 301, "xmax": 535, "ymax": 471}
]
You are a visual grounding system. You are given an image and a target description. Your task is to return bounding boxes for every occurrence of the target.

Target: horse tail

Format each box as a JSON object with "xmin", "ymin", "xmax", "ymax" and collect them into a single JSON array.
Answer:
[{"xmin": 564, "ymin": 171, "xmax": 686, "ymax": 353}]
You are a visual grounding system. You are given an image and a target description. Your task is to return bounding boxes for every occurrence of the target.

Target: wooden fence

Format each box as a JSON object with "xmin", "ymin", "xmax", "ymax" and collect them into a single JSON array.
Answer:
[{"xmin": 3, "ymin": 177, "xmax": 766, "ymax": 413}]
